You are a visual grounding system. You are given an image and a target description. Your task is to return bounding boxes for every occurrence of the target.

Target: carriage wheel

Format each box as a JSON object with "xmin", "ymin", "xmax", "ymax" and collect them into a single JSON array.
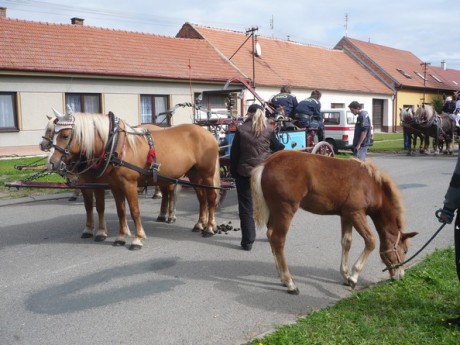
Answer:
[{"xmin": 311, "ymin": 141, "xmax": 335, "ymax": 157}]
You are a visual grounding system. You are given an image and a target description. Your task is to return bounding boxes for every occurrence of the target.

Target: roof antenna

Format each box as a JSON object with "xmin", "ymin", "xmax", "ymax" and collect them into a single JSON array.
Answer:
[{"xmin": 344, "ymin": 13, "xmax": 348, "ymax": 37}]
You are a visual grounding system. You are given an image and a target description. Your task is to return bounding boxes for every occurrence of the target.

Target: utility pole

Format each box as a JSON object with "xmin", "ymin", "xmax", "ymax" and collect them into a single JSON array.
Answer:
[
  {"xmin": 246, "ymin": 26, "xmax": 259, "ymax": 88},
  {"xmin": 421, "ymin": 62, "xmax": 431, "ymax": 103}
]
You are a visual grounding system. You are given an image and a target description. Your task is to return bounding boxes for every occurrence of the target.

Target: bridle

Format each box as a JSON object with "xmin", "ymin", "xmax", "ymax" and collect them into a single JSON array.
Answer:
[
  {"xmin": 379, "ymin": 231, "xmax": 404, "ymax": 271},
  {"xmin": 51, "ymin": 119, "xmax": 76, "ymax": 176}
]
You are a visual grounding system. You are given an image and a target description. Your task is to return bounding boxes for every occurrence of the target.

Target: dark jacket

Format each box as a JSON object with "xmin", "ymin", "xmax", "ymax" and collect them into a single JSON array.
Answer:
[
  {"xmin": 294, "ymin": 98, "xmax": 322, "ymax": 118},
  {"xmin": 230, "ymin": 119, "xmax": 284, "ymax": 177},
  {"xmin": 270, "ymin": 93, "xmax": 299, "ymax": 117},
  {"xmin": 353, "ymin": 110, "xmax": 372, "ymax": 147}
]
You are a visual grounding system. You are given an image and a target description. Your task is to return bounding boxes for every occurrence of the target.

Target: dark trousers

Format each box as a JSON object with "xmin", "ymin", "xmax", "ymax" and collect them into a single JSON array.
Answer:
[
  {"xmin": 235, "ymin": 175, "xmax": 256, "ymax": 246},
  {"xmin": 455, "ymin": 213, "xmax": 460, "ymax": 281}
]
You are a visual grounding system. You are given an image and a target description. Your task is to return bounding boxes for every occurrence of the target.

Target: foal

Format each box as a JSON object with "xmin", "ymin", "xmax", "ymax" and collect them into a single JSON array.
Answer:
[{"xmin": 251, "ymin": 151, "xmax": 417, "ymax": 294}]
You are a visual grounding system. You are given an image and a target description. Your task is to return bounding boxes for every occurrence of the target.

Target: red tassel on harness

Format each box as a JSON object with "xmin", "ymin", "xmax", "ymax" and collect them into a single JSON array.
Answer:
[{"xmin": 147, "ymin": 148, "xmax": 156, "ymax": 165}]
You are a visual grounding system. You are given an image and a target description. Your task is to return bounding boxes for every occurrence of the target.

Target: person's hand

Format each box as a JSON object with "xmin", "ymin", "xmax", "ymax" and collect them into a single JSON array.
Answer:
[{"xmin": 436, "ymin": 207, "xmax": 455, "ymax": 224}]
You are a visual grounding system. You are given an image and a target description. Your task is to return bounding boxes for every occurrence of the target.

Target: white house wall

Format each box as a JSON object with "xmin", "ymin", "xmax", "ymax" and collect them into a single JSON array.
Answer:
[{"xmin": 0, "ymin": 75, "xmax": 226, "ymax": 148}]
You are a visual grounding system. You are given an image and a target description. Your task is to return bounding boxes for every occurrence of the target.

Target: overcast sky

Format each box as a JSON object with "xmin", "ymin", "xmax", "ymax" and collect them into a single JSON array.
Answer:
[{"xmin": 2, "ymin": 0, "xmax": 460, "ymax": 70}]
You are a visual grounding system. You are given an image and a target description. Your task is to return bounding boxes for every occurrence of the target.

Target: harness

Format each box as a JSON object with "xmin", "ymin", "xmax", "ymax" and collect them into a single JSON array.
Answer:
[{"xmin": 52, "ymin": 114, "xmax": 228, "ymax": 191}]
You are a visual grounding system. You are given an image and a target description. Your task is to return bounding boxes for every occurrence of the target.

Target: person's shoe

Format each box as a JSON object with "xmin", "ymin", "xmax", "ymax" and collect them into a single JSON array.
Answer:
[
  {"xmin": 241, "ymin": 243, "xmax": 252, "ymax": 251},
  {"xmin": 446, "ymin": 316, "xmax": 460, "ymax": 326}
]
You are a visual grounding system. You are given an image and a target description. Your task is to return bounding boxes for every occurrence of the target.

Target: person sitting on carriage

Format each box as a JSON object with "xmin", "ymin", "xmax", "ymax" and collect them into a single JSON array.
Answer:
[
  {"xmin": 293, "ymin": 90, "xmax": 324, "ymax": 141},
  {"xmin": 442, "ymin": 96, "xmax": 456, "ymax": 114},
  {"xmin": 268, "ymin": 85, "xmax": 298, "ymax": 118}
]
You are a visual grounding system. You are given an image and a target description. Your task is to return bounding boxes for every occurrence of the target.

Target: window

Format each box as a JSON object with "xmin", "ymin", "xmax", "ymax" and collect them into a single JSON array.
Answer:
[
  {"xmin": 0, "ymin": 92, "xmax": 18, "ymax": 131},
  {"xmin": 140, "ymin": 95, "xmax": 169, "ymax": 126},
  {"xmin": 414, "ymin": 71, "xmax": 427, "ymax": 81},
  {"xmin": 429, "ymin": 74, "xmax": 442, "ymax": 83},
  {"xmin": 331, "ymin": 103, "xmax": 345, "ymax": 109},
  {"xmin": 323, "ymin": 111, "xmax": 341, "ymax": 125},
  {"xmin": 396, "ymin": 69, "xmax": 412, "ymax": 79},
  {"xmin": 65, "ymin": 93, "xmax": 101, "ymax": 113}
]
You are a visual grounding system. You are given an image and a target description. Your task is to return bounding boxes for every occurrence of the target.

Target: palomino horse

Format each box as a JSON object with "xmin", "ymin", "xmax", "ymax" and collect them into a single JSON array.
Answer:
[
  {"xmin": 39, "ymin": 117, "xmax": 181, "ymax": 241},
  {"xmin": 251, "ymin": 151, "xmax": 417, "ymax": 294},
  {"xmin": 399, "ymin": 107, "xmax": 426, "ymax": 155},
  {"xmin": 415, "ymin": 104, "xmax": 456, "ymax": 154},
  {"xmin": 47, "ymin": 109, "xmax": 220, "ymax": 249}
]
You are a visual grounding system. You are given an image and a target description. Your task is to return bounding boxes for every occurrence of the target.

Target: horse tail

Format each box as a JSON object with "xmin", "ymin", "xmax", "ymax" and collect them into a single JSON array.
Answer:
[
  {"xmin": 251, "ymin": 164, "xmax": 269, "ymax": 229},
  {"xmin": 214, "ymin": 153, "xmax": 221, "ymax": 204}
]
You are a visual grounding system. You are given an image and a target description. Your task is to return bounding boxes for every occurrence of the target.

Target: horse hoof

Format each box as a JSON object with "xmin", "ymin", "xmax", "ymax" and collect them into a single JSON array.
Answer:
[
  {"xmin": 347, "ymin": 279, "xmax": 356, "ymax": 289},
  {"xmin": 113, "ymin": 240, "xmax": 126, "ymax": 247},
  {"xmin": 201, "ymin": 231, "xmax": 214, "ymax": 238},
  {"xmin": 287, "ymin": 288, "xmax": 300, "ymax": 295},
  {"xmin": 166, "ymin": 218, "xmax": 176, "ymax": 224},
  {"xmin": 192, "ymin": 227, "xmax": 201, "ymax": 232},
  {"xmin": 81, "ymin": 233, "xmax": 93, "ymax": 239},
  {"xmin": 94, "ymin": 235, "xmax": 107, "ymax": 242},
  {"xmin": 129, "ymin": 244, "xmax": 142, "ymax": 251},
  {"xmin": 156, "ymin": 216, "xmax": 166, "ymax": 222}
]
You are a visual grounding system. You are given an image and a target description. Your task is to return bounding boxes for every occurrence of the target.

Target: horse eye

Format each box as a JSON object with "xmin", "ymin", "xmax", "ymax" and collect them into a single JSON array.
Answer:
[{"xmin": 62, "ymin": 134, "xmax": 70, "ymax": 140}]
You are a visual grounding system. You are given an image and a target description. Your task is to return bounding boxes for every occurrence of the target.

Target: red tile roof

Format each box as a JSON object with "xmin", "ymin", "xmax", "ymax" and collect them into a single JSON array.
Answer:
[
  {"xmin": 0, "ymin": 18, "xmax": 241, "ymax": 82},
  {"xmin": 336, "ymin": 37, "xmax": 455, "ymax": 91},
  {"xmin": 177, "ymin": 23, "xmax": 393, "ymax": 95},
  {"xmin": 431, "ymin": 66, "xmax": 460, "ymax": 91}
]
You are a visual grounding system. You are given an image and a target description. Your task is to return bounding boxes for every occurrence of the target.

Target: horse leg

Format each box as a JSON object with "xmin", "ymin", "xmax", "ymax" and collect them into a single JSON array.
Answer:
[
  {"xmin": 267, "ymin": 206, "xmax": 299, "ymax": 294},
  {"xmin": 166, "ymin": 184, "xmax": 180, "ymax": 223},
  {"xmin": 347, "ymin": 212, "xmax": 376, "ymax": 288},
  {"xmin": 81, "ymin": 189, "xmax": 95, "ymax": 239},
  {"xmin": 111, "ymin": 187, "xmax": 132, "ymax": 247},
  {"xmin": 156, "ymin": 185, "xmax": 168, "ymax": 222},
  {"xmin": 123, "ymin": 183, "xmax": 147, "ymax": 250},
  {"xmin": 93, "ymin": 188, "xmax": 107, "ymax": 242},
  {"xmin": 340, "ymin": 216, "xmax": 353, "ymax": 285}
]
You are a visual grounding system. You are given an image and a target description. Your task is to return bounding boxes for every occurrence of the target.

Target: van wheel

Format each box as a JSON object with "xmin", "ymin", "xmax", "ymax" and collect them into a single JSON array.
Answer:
[{"xmin": 326, "ymin": 139, "xmax": 338, "ymax": 154}]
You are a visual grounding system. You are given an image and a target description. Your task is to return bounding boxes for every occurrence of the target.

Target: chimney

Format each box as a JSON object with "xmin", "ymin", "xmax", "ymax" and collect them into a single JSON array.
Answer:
[
  {"xmin": 441, "ymin": 60, "xmax": 447, "ymax": 70},
  {"xmin": 71, "ymin": 17, "xmax": 84, "ymax": 25},
  {"xmin": 0, "ymin": 7, "xmax": 7, "ymax": 19}
]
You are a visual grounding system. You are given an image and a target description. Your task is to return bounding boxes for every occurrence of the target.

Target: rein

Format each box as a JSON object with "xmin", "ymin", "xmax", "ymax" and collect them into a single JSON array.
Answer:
[{"xmin": 382, "ymin": 222, "xmax": 447, "ymax": 272}]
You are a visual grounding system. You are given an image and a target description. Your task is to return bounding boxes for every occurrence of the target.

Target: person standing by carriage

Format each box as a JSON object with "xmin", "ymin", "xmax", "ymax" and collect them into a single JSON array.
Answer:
[
  {"xmin": 230, "ymin": 104, "xmax": 285, "ymax": 251},
  {"xmin": 269, "ymin": 85, "xmax": 298, "ymax": 118},
  {"xmin": 436, "ymin": 145, "xmax": 460, "ymax": 326},
  {"xmin": 293, "ymin": 90, "xmax": 324, "ymax": 141},
  {"xmin": 349, "ymin": 101, "xmax": 371, "ymax": 161}
]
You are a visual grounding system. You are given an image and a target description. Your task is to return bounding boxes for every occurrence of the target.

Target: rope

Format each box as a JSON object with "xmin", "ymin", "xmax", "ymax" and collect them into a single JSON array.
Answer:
[{"xmin": 382, "ymin": 222, "xmax": 447, "ymax": 272}]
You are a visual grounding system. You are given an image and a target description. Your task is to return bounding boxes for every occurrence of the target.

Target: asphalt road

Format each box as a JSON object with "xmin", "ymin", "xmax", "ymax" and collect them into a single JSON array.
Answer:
[{"xmin": 0, "ymin": 153, "xmax": 457, "ymax": 345}]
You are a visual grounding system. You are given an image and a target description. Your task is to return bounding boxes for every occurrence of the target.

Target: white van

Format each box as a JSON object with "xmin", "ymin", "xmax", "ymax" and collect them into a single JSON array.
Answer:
[{"xmin": 321, "ymin": 108, "xmax": 373, "ymax": 153}]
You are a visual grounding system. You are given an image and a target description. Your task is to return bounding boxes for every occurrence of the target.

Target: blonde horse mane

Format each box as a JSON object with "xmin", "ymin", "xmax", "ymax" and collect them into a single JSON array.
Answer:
[
  {"xmin": 72, "ymin": 113, "xmax": 145, "ymax": 159},
  {"xmin": 359, "ymin": 159, "xmax": 405, "ymax": 230}
]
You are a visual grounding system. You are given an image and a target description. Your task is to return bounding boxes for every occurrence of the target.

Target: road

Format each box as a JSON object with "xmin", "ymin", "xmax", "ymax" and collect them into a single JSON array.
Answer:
[{"xmin": 0, "ymin": 153, "xmax": 456, "ymax": 345}]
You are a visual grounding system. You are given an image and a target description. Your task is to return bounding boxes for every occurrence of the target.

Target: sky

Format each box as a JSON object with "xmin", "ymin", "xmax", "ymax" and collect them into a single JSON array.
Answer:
[{"xmin": 2, "ymin": 0, "xmax": 460, "ymax": 70}]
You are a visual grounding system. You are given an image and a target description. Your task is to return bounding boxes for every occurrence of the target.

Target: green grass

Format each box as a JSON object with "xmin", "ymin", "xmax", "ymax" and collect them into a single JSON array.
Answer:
[
  {"xmin": 248, "ymin": 248, "xmax": 460, "ymax": 345},
  {"xmin": 0, "ymin": 156, "xmax": 69, "ymax": 199},
  {"xmin": 369, "ymin": 132, "xmax": 405, "ymax": 153}
]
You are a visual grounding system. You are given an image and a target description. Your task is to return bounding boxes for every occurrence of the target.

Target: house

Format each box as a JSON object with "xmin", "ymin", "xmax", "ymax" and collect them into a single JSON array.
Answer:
[
  {"xmin": 0, "ymin": 8, "xmax": 244, "ymax": 152},
  {"xmin": 335, "ymin": 37, "xmax": 459, "ymax": 130},
  {"xmin": 177, "ymin": 23, "xmax": 394, "ymax": 132}
]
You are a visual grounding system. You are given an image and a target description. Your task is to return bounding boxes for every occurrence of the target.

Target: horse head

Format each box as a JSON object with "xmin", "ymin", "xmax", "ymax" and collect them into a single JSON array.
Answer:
[
  {"xmin": 47, "ymin": 106, "xmax": 80, "ymax": 175},
  {"xmin": 380, "ymin": 231, "xmax": 418, "ymax": 280},
  {"xmin": 39, "ymin": 115, "xmax": 57, "ymax": 152}
]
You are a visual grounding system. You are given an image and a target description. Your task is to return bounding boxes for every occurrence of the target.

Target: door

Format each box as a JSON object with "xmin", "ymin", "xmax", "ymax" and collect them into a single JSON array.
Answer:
[{"xmin": 372, "ymin": 99, "xmax": 384, "ymax": 132}]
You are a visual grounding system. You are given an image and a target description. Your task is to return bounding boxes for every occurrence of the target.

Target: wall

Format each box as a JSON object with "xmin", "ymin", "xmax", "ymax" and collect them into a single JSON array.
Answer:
[{"xmin": 0, "ymin": 75, "xmax": 226, "ymax": 148}]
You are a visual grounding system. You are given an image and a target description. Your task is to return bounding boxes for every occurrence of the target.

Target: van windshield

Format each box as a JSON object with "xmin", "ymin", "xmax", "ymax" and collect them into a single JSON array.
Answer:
[{"xmin": 346, "ymin": 111, "xmax": 356, "ymax": 125}]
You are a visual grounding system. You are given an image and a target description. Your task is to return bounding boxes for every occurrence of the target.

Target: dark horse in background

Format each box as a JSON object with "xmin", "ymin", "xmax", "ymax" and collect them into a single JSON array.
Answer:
[
  {"xmin": 415, "ymin": 104, "xmax": 456, "ymax": 155},
  {"xmin": 400, "ymin": 107, "xmax": 426, "ymax": 155}
]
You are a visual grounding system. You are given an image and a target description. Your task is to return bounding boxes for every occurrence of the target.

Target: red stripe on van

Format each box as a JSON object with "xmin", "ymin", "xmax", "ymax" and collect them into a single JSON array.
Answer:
[{"xmin": 325, "ymin": 126, "xmax": 355, "ymax": 131}]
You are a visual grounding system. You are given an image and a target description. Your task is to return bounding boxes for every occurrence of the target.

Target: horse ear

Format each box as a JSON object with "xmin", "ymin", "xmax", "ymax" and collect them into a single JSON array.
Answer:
[
  {"xmin": 66, "ymin": 104, "xmax": 73, "ymax": 115},
  {"xmin": 46, "ymin": 115, "xmax": 52, "ymax": 120},
  {"xmin": 52, "ymin": 108, "xmax": 64, "ymax": 119},
  {"xmin": 402, "ymin": 232, "xmax": 418, "ymax": 240}
]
